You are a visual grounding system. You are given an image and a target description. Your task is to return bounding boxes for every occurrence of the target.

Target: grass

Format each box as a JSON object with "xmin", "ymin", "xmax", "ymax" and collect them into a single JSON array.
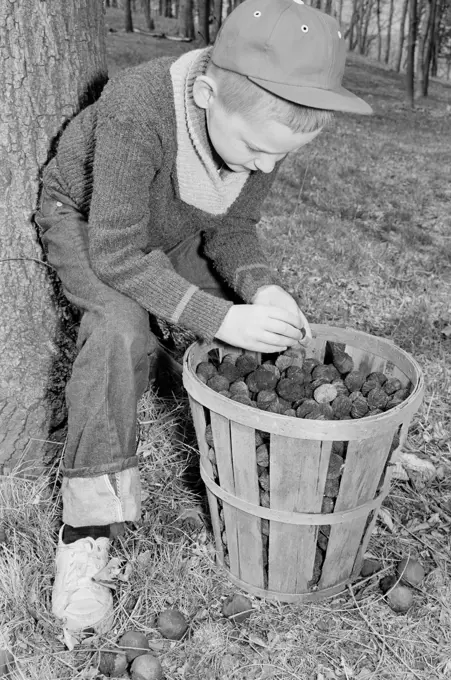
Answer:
[{"xmin": 1, "ymin": 7, "xmax": 451, "ymax": 679}]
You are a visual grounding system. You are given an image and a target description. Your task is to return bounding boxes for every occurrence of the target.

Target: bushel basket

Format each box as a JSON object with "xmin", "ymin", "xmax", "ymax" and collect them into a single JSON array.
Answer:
[{"xmin": 182, "ymin": 325, "xmax": 424, "ymax": 602}]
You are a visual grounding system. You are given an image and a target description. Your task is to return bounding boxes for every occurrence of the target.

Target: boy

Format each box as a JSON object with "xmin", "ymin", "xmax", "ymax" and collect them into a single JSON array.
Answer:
[{"xmin": 35, "ymin": 0, "xmax": 372, "ymax": 641}]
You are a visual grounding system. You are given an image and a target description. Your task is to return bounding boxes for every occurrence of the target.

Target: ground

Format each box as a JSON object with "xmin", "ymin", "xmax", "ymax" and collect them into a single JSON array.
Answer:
[{"xmin": 1, "ymin": 7, "xmax": 451, "ymax": 680}]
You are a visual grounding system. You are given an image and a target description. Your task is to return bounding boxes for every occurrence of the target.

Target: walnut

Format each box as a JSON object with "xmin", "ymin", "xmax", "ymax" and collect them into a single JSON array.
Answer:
[
  {"xmin": 332, "ymin": 350, "xmax": 354, "ymax": 375},
  {"xmin": 367, "ymin": 371, "xmax": 387, "ymax": 386},
  {"xmin": 285, "ymin": 365, "xmax": 307, "ymax": 382},
  {"xmin": 386, "ymin": 389, "xmax": 409, "ymax": 409},
  {"xmin": 205, "ymin": 424, "xmax": 214, "ymax": 447},
  {"xmin": 207, "ymin": 447, "xmax": 216, "ymax": 464},
  {"xmin": 222, "ymin": 352, "xmax": 238, "ymax": 365},
  {"xmin": 278, "ymin": 397, "xmax": 292, "ymax": 411},
  {"xmin": 314, "ymin": 383, "xmax": 338, "ymax": 404},
  {"xmin": 303, "ymin": 384, "xmax": 314, "ymax": 399},
  {"xmin": 331, "ymin": 379, "xmax": 349, "ymax": 396},
  {"xmin": 317, "ymin": 531, "xmax": 328, "ymax": 551},
  {"xmin": 384, "ymin": 378, "xmax": 403, "ymax": 395},
  {"xmin": 309, "ymin": 413, "xmax": 328, "ymax": 420},
  {"xmin": 277, "ymin": 378, "xmax": 305, "ymax": 402},
  {"xmin": 361, "ymin": 377, "xmax": 381, "ymax": 397},
  {"xmin": 260, "ymin": 490, "xmax": 270, "ymax": 508},
  {"xmin": 196, "ymin": 361, "xmax": 216, "ymax": 383},
  {"xmin": 231, "ymin": 394, "xmax": 254, "ymax": 406},
  {"xmin": 312, "ymin": 364, "xmax": 333, "ymax": 382},
  {"xmin": 366, "ymin": 408, "xmax": 384, "ymax": 416},
  {"xmin": 275, "ymin": 354, "xmax": 294, "ymax": 372},
  {"xmin": 218, "ymin": 362, "xmax": 241, "ymax": 383},
  {"xmin": 350, "ymin": 392, "xmax": 369, "ymax": 418},
  {"xmin": 367, "ymin": 387, "xmax": 389, "ymax": 410},
  {"xmin": 331, "ymin": 441, "xmax": 346, "ymax": 457},
  {"xmin": 311, "ymin": 376, "xmax": 330, "ymax": 390},
  {"xmin": 281, "ymin": 346, "xmax": 305, "ymax": 368},
  {"xmin": 296, "ymin": 399, "xmax": 319, "ymax": 418},
  {"xmin": 318, "ymin": 403, "xmax": 334, "ymax": 419},
  {"xmin": 255, "ymin": 430, "xmax": 265, "ymax": 447},
  {"xmin": 261, "ymin": 519, "xmax": 269, "ymax": 536},
  {"xmin": 332, "ymin": 394, "xmax": 352, "ymax": 419},
  {"xmin": 303, "ymin": 357, "xmax": 320, "ymax": 375},
  {"xmin": 257, "ymin": 389, "xmax": 278, "ymax": 410},
  {"xmin": 235, "ymin": 353, "xmax": 259, "ymax": 377},
  {"xmin": 246, "ymin": 367, "xmax": 278, "ymax": 393},
  {"xmin": 221, "ymin": 530, "xmax": 228, "ymax": 546},
  {"xmin": 327, "ymin": 453, "xmax": 344, "ymax": 480},
  {"xmin": 207, "ymin": 374, "xmax": 230, "ymax": 393},
  {"xmin": 218, "ymin": 390, "xmax": 231, "ymax": 398},
  {"xmin": 258, "ymin": 469, "xmax": 270, "ymax": 492},
  {"xmin": 256, "ymin": 444, "xmax": 269, "ymax": 467},
  {"xmin": 321, "ymin": 497, "xmax": 335, "ymax": 513},
  {"xmin": 283, "ymin": 409, "xmax": 297, "ymax": 418},
  {"xmin": 229, "ymin": 380, "xmax": 249, "ymax": 397},
  {"xmin": 262, "ymin": 362, "xmax": 281, "ymax": 379},
  {"xmin": 344, "ymin": 371, "xmax": 366, "ymax": 392},
  {"xmin": 324, "ymin": 477, "xmax": 340, "ymax": 497}
]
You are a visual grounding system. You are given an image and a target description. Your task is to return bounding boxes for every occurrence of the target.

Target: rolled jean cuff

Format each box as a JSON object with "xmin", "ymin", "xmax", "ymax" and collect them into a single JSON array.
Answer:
[
  {"xmin": 61, "ymin": 467, "xmax": 141, "ymax": 526},
  {"xmin": 62, "ymin": 456, "xmax": 138, "ymax": 479}
]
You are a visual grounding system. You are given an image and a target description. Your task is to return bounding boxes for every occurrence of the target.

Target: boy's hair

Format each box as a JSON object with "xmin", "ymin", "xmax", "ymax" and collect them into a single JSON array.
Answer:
[{"xmin": 207, "ymin": 63, "xmax": 334, "ymax": 133}]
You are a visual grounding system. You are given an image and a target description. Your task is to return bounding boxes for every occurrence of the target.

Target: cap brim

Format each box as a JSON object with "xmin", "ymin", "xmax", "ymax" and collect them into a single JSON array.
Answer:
[{"xmin": 248, "ymin": 76, "xmax": 373, "ymax": 115}]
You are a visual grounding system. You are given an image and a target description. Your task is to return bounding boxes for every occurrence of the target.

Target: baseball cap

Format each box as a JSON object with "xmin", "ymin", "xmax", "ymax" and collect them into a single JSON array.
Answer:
[{"xmin": 210, "ymin": 0, "xmax": 372, "ymax": 115}]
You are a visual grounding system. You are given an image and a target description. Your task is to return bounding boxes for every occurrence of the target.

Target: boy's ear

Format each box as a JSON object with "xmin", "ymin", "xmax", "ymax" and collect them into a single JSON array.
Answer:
[{"xmin": 193, "ymin": 75, "xmax": 218, "ymax": 110}]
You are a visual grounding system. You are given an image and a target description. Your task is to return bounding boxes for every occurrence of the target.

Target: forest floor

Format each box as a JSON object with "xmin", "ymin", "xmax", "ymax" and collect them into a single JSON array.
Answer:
[{"xmin": 1, "ymin": 7, "xmax": 451, "ymax": 680}]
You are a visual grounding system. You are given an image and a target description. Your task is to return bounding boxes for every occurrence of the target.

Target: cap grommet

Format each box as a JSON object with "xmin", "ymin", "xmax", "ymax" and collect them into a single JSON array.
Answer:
[
  {"xmin": 293, "ymin": 0, "xmax": 304, "ymax": 4},
  {"xmin": 301, "ymin": 24, "xmax": 309, "ymax": 32},
  {"xmin": 253, "ymin": 10, "xmax": 261, "ymax": 17},
  {"xmin": 338, "ymin": 30, "xmax": 342, "ymax": 38}
]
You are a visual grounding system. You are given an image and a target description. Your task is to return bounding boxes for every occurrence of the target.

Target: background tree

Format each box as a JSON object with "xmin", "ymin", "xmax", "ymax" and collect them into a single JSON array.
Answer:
[
  {"xmin": 421, "ymin": 0, "xmax": 439, "ymax": 94},
  {"xmin": 406, "ymin": 0, "xmax": 419, "ymax": 106},
  {"xmin": 210, "ymin": 0, "xmax": 223, "ymax": 42},
  {"xmin": 0, "ymin": 1, "xmax": 107, "ymax": 473},
  {"xmin": 142, "ymin": 0, "xmax": 155, "ymax": 30},
  {"xmin": 396, "ymin": 0, "xmax": 410, "ymax": 71},
  {"xmin": 177, "ymin": 0, "xmax": 195, "ymax": 38},
  {"xmin": 197, "ymin": 0, "xmax": 211, "ymax": 44},
  {"xmin": 124, "ymin": 0, "xmax": 134, "ymax": 32},
  {"xmin": 384, "ymin": 0, "xmax": 395, "ymax": 63}
]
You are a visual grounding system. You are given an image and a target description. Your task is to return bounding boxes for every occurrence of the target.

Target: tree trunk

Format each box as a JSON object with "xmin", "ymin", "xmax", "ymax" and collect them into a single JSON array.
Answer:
[
  {"xmin": 360, "ymin": 0, "xmax": 373, "ymax": 55},
  {"xmin": 421, "ymin": 0, "xmax": 438, "ymax": 95},
  {"xmin": 385, "ymin": 0, "xmax": 395, "ymax": 63},
  {"xmin": 197, "ymin": 0, "xmax": 210, "ymax": 44},
  {"xmin": 347, "ymin": 0, "xmax": 360, "ymax": 51},
  {"xmin": 164, "ymin": 0, "xmax": 173, "ymax": 17},
  {"xmin": 142, "ymin": 0, "xmax": 155, "ymax": 30},
  {"xmin": 177, "ymin": 0, "xmax": 195, "ymax": 37},
  {"xmin": 415, "ymin": 0, "xmax": 428, "ymax": 82},
  {"xmin": 406, "ymin": 0, "xmax": 418, "ymax": 106},
  {"xmin": 124, "ymin": 0, "xmax": 134, "ymax": 31},
  {"xmin": 376, "ymin": 0, "xmax": 382, "ymax": 61},
  {"xmin": 338, "ymin": 0, "xmax": 344, "ymax": 23},
  {"xmin": 210, "ymin": 0, "xmax": 223, "ymax": 42},
  {"xmin": 396, "ymin": 0, "xmax": 409, "ymax": 71},
  {"xmin": 0, "ymin": 0, "xmax": 107, "ymax": 474}
]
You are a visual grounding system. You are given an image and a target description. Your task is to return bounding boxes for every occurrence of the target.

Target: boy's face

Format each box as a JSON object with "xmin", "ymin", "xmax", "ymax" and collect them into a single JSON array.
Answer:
[{"xmin": 206, "ymin": 102, "xmax": 321, "ymax": 174}]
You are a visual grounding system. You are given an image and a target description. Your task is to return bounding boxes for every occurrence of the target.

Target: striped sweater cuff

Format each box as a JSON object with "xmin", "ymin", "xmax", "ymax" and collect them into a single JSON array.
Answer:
[
  {"xmin": 177, "ymin": 288, "xmax": 234, "ymax": 341},
  {"xmin": 233, "ymin": 263, "xmax": 283, "ymax": 303}
]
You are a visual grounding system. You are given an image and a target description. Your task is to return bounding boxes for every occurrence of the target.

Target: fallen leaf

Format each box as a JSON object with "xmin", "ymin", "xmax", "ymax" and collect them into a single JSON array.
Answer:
[
  {"xmin": 400, "ymin": 452, "xmax": 436, "ymax": 485},
  {"xmin": 378, "ymin": 507, "xmax": 395, "ymax": 532},
  {"xmin": 92, "ymin": 557, "xmax": 124, "ymax": 589}
]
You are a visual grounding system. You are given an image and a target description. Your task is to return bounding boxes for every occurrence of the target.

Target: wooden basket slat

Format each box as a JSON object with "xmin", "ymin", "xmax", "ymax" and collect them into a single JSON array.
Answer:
[
  {"xmin": 268, "ymin": 436, "xmax": 331, "ymax": 593},
  {"xmin": 210, "ymin": 411, "xmax": 240, "ymax": 576},
  {"xmin": 230, "ymin": 422, "xmax": 265, "ymax": 588},
  {"xmin": 319, "ymin": 428, "xmax": 395, "ymax": 588},
  {"xmin": 188, "ymin": 398, "xmax": 224, "ymax": 562}
]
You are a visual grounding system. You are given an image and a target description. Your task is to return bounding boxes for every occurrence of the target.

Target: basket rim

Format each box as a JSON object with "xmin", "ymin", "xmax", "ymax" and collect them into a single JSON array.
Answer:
[{"xmin": 182, "ymin": 324, "xmax": 425, "ymax": 440}]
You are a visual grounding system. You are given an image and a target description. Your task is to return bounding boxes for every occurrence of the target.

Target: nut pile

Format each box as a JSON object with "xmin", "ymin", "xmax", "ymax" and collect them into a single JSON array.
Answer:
[
  {"xmin": 198, "ymin": 344, "xmax": 411, "ymax": 590},
  {"xmin": 196, "ymin": 344, "xmax": 411, "ymax": 420}
]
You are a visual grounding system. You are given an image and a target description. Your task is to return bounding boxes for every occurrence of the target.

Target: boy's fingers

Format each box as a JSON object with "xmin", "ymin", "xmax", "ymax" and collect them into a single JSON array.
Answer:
[
  {"xmin": 265, "ymin": 306, "xmax": 303, "ymax": 330},
  {"xmin": 265, "ymin": 318, "xmax": 303, "ymax": 341},
  {"xmin": 298, "ymin": 308, "xmax": 313, "ymax": 345}
]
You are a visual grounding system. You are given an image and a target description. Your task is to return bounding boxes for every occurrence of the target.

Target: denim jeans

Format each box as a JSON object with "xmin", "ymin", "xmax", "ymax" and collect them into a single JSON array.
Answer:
[{"xmin": 35, "ymin": 187, "xmax": 235, "ymax": 527}]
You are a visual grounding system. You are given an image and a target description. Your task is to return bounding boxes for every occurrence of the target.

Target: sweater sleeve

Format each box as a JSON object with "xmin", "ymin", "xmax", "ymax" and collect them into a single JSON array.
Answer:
[
  {"xmin": 202, "ymin": 167, "xmax": 284, "ymax": 303},
  {"xmin": 88, "ymin": 78, "xmax": 233, "ymax": 340}
]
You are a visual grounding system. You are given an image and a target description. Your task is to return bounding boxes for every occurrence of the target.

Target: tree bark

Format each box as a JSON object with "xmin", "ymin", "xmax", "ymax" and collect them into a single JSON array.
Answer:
[
  {"xmin": 415, "ymin": 0, "xmax": 428, "ymax": 82},
  {"xmin": 197, "ymin": 0, "xmax": 210, "ymax": 44},
  {"xmin": 177, "ymin": 0, "xmax": 195, "ymax": 38},
  {"xmin": 124, "ymin": 0, "xmax": 134, "ymax": 31},
  {"xmin": 421, "ymin": 0, "xmax": 438, "ymax": 95},
  {"xmin": 384, "ymin": 0, "xmax": 395, "ymax": 63},
  {"xmin": 142, "ymin": 0, "xmax": 155, "ymax": 30},
  {"xmin": 0, "ymin": 0, "xmax": 107, "ymax": 474},
  {"xmin": 406, "ymin": 0, "xmax": 418, "ymax": 106},
  {"xmin": 210, "ymin": 0, "xmax": 223, "ymax": 42},
  {"xmin": 376, "ymin": 0, "xmax": 382, "ymax": 61},
  {"xmin": 395, "ymin": 0, "xmax": 409, "ymax": 71}
]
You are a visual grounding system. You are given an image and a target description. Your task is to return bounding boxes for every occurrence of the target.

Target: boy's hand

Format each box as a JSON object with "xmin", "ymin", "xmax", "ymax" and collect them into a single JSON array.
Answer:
[
  {"xmin": 215, "ymin": 304, "xmax": 304, "ymax": 353},
  {"xmin": 252, "ymin": 285, "xmax": 312, "ymax": 345}
]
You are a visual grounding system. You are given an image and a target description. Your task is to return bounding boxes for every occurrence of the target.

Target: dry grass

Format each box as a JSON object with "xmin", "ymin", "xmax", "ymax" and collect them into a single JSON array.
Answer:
[{"xmin": 2, "ymin": 9, "xmax": 451, "ymax": 679}]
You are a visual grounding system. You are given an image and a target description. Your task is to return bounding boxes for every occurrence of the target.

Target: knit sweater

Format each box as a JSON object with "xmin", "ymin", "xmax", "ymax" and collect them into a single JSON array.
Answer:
[{"xmin": 43, "ymin": 48, "xmax": 282, "ymax": 340}]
